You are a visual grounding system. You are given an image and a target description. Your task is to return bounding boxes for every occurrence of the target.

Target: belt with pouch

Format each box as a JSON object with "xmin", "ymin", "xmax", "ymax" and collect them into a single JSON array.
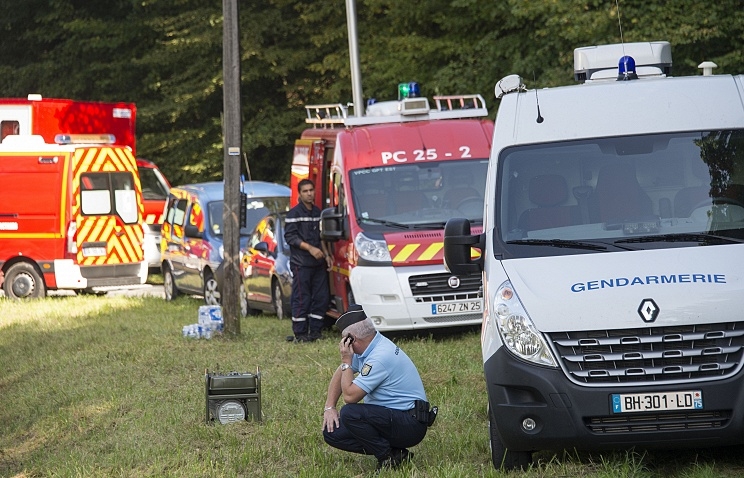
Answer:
[{"xmin": 408, "ymin": 399, "xmax": 438, "ymax": 427}]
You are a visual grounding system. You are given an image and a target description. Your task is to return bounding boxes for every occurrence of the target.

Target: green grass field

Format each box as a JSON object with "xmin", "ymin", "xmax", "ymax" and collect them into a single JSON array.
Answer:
[{"xmin": 2, "ymin": 293, "xmax": 744, "ymax": 477}]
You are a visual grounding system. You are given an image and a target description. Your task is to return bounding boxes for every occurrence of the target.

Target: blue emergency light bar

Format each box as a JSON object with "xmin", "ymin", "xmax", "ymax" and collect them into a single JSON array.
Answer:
[
  {"xmin": 617, "ymin": 55, "xmax": 638, "ymax": 81},
  {"xmin": 398, "ymin": 82, "xmax": 421, "ymax": 100}
]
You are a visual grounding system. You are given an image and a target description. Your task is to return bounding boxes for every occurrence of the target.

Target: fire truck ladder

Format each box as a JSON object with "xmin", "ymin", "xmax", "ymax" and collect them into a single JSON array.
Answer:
[
  {"xmin": 305, "ymin": 104, "xmax": 348, "ymax": 128},
  {"xmin": 426, "ymin": 94, "xmax": 489, "ymax": 121},
  {"xmin": 433, "ymin": 94, "xmax": 487, "ymax": 112}
]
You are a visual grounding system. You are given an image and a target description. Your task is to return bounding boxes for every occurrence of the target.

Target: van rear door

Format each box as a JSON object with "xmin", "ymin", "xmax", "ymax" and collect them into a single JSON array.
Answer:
[{"xmin": 73, "ymin": 147, "xmax": 144, "ymax": 272}]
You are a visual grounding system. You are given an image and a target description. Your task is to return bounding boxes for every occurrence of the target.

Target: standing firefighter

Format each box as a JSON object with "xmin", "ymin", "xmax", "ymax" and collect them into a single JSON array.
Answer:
[{"xmin": 283, "ymin": 179, "xmax": 331, "ymax": 342}]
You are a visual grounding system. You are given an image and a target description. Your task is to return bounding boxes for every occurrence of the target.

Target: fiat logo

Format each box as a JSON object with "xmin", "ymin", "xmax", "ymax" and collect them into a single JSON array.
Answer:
[
  {"xmin": 638, "ymin": 298, "xmax": 659, "ymax": 322},
  {"xmin": 447, "ymin": 276, "xmax": 461, "ymax": 289}
]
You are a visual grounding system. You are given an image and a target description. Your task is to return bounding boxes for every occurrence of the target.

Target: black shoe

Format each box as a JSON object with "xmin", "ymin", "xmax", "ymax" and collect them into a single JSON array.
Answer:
[
  {"xmin": 308, "ymin": 332, "xmax": 322, "ymax": 341},
  {"xmin": 376, "ymin": 448, "xmax": 412, "ymax": 471},
  {"xmin": 291, "ymin": 335, "xmax": 316, "ymax": 343}
]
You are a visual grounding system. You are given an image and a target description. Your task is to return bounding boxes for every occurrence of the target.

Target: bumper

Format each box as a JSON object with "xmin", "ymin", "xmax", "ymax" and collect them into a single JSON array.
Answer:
[
  {"xmin": 350, "ymin": 264, "xmax": 483, "ymax": 332},
  {"xmin": 143, "ymin": 226, "xmax": 162, "ymax": 269},
  {"xmin": 485, "ymin": 347, "xmax": 744, "ymax": 452},
  {"xmin": 143, "ymin": 224, "xmax": 160, "ymax": 269},
  {"xmin": 54, "ymin": 260, "xmax": 147, "ymax": 289}
]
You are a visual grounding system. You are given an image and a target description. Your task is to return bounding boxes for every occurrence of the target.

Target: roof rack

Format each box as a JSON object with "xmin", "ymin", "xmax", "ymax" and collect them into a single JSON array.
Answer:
[
  {"xmin": 304, "ymin": 104, "xmax": 348, "ymax": 128},
  {"xmin": 343, "ymin": 93, "xmax": 488, "ymax": 126},
  {"xmin": 574, "ymin": 41, "xmax": 672, "ymax": 83},
  {"xmin": 433, "ymin": 94, "xmax": 485, "ymax": 111},
  {"xmin": 429, "ymin": 94, "xmax": 488, "ymax": 120}
]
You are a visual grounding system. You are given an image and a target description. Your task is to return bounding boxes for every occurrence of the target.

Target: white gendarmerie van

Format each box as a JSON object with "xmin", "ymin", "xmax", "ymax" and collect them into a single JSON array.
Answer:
[{"xmin": 444, "ymin": 41, "xmax": 744, "ymax": 470}]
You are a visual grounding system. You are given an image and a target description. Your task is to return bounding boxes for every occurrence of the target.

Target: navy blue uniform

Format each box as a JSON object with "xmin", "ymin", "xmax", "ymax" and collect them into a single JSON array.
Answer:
[{"xmin": 284, "ymin": 202, "xmax": 329, "ymax": 338}]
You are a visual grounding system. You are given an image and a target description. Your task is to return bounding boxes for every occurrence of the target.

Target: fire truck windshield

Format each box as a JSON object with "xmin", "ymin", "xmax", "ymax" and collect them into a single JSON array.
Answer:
[{"xmin": 350, "ymin": 159, "xmax": 488, "ymax": 229}]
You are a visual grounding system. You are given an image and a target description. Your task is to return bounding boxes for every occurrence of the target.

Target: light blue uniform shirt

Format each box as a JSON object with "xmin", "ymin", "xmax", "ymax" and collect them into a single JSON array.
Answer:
[{"xmin": 351, "ymin": 332, "xmax": 427, "ymax": 410}]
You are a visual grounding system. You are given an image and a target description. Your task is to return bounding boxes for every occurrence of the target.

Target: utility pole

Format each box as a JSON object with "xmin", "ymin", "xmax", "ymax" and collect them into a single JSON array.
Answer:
[
  {"xmin": 221, "ymin": 0, "xmax": 241, "ymax": 335},
  {"xmin": 345, "ymin": 0, "xmax": 363, "ymax": 117}
]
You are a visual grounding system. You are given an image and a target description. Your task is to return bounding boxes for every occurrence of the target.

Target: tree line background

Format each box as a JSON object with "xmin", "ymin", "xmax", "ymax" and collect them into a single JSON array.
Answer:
[{"xmin": 1, "ymin": 0, "xmax": 742, "ymax": 187}]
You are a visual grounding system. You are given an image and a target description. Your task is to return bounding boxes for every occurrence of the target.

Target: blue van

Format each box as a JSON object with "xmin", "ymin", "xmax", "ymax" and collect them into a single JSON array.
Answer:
[{"xmin": 160, "ymin": 181, "xmax": 290, "ymax": 305}]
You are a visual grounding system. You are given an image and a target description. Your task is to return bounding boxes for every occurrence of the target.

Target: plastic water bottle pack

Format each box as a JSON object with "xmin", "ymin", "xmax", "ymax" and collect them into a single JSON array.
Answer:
[{"xmin": 182, "ymin": 305, "xmax": 224, "ymax": 339}]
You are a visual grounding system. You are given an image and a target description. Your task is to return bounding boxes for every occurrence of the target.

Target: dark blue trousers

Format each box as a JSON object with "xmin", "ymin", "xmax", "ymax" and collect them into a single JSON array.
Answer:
[
  {"xmin": 323, "ymin": 403, "xmax": 427, "ymax": 459},
  {"xmin": 290, "ymin": 264, "xmax": 329, "ymax": 336}
]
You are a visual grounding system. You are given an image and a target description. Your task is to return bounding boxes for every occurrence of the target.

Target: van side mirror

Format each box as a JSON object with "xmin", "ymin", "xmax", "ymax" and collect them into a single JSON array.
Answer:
[
  {"xmin": 320, "ymin": 207, "xmax": 343, "ymax": 241},
  {"xmin": 184, "ymin": 223, "xmax": 203, "ymax": 239},
  {"xmin": 443, "ymin": 218, "xmax": 484, "ymax": 275}
]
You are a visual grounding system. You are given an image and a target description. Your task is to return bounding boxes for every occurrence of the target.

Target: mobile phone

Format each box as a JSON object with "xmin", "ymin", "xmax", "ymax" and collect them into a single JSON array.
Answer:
[{"xmin": 344, "ymin": 334, "xmax": 355, "ymax": 346}]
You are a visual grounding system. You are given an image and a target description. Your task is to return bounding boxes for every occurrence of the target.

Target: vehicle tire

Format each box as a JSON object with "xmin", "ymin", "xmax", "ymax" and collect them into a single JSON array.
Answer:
[
  {"xmin": 3, "ymin": 262, "xmax": 46, "ymax": 299},
  {"xmin": 239, "ymin": 284, "xmax": 249, "ymax": 317},
  {"xmin": 272, "ymin": 279, "xmax": 286, "ymax": 320},
  {"xmin": 489, "ymin": 405, "xmax": 532, "ymax": 471},
  {"xmin": 163, "ymin": 265, "xmax": 179, "ymax": 301},
  {"xmin": 203, "ymin": 271, "xmax": 221, "ymax": 306},
  {"xmin": 78, "ymin": 288, "xmax": 107, "ymax": 296}
]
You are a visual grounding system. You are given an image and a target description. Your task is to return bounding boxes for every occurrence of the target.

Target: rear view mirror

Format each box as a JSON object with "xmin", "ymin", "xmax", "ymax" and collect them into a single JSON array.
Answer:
[
  {"xmin": 320, "ymin": 207, "xmax": 343, "ymax": 241},
  {"xmin": 185, "ymin": 223, "xmax": 203, "ymax": 239},
  {"xmin": 443, "ymin": 218, "xmax": 484, "ymax": 275}
]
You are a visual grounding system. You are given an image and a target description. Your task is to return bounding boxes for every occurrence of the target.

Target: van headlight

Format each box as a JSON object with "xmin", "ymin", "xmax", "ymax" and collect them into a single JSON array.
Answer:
[
  {"xmin": 354, "ymin": 232, "xmax": 391, "ymax": 262},
  {"xmin": 494, "ymin": 281, "xmax": 557, "ymax": 367}
]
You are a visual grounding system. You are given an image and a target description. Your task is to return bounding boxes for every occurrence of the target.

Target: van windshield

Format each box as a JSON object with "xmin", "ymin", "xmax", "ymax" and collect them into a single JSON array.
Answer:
[
  {"xmin": 498, "ymin": 130, "xmax": 744, "ymax": 256},
  {"xmin": 349, "ymin": 159, "xmax": 489, "ymax": 229},
  {"xmin": 138, "ymin": 167, "xmax": 169, "ymax": 200},
  {"xmin": 208, "ymin": 196, "xmax": 290, "ymax": 236}
]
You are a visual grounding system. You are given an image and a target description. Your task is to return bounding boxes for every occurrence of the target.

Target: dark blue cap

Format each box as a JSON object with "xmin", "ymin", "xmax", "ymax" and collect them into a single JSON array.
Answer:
[{"xmin": 335, "ymin": 304, "xmax": 367, "ymax": 331}]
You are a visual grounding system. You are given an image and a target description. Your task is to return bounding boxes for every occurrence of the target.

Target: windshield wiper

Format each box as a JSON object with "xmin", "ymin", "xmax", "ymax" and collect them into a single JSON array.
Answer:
[
  {"xmin": 615, "ymin": 233, "xmax": 744, "ymax": 245},
  {"xmin": 411, "ymin": 221, "xmax": 448, "ymax": 229},
  {"xmin": 359, "ymin": 217, "xmax": 410, "ymax": 229},
  {"xmin": 506, "ymin": 238, "xmax": 608, "ymax": 251}
]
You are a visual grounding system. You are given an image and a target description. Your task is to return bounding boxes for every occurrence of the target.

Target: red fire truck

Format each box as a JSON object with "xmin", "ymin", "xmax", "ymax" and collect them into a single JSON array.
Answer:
[
  {"xmin": 0, "ymin": 95, "xmax": 171, "ymax": 275},
  {"xmin": 291, "ymin": 84, "xmax": 493, "ymax": 331},
  {"xmin": 0, "ymin": 96, "xmax": 149, "ymax": 298},
  {"xmin": 0, "ymin": 95, "xmax": 136, "ymax": 151}
]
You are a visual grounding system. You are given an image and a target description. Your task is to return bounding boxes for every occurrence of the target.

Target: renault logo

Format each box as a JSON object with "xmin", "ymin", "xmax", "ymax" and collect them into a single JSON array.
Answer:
[
  {"xmin": 638, "ymin": 298, "xmax": 659, "ymax": 322},
  {"xmin": 447, "ymin": 276, "xmax": 461, "ymax": 289}
]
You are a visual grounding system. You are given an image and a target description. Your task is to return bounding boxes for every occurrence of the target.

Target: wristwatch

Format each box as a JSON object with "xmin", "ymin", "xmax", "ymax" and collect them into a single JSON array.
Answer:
[{"xmin": 340, "ymin": 363, "xmax": 351, "ymax": 371}]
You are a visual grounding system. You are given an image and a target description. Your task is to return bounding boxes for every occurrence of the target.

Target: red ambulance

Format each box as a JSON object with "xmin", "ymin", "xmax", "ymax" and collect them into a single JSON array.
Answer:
[
  {"xmin": 0, "ymin": 134, "xmax": 147, "ymax": 298},
  {"xmin": 0, "ymin": 95, "xmax": 146, "ymax": 297}
]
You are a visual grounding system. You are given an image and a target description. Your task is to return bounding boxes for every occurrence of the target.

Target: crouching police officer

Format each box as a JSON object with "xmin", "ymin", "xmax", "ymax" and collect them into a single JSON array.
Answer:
[{"xmin": 321, "ymin": 305, "xmax": 437, "ymax": 471}]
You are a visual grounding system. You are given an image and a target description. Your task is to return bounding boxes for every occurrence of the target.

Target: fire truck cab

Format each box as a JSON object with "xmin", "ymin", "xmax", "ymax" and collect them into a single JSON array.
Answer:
[{"xmin": 293, "ymin": 85, "xmax": 493, "ymax": 331}]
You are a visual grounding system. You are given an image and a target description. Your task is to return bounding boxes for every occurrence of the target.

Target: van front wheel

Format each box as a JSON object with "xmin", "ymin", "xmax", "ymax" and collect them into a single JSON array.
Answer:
[
  {"xmin": 3, "ymin": 262, "xmax": 46, "ymax": 299},
  {"xmin": 489, "ymin": 405, "xmax": 532, "ymax": 471}
]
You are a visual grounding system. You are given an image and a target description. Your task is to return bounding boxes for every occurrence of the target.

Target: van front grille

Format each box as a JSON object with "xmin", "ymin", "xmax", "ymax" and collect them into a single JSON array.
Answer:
[
  {"xmin": 548, "ymin": 322, "xmax": 744, "ymax": 385},
  {"xmin": 408, "ymin": 272, "xmax": 481, "ymax": 297}
]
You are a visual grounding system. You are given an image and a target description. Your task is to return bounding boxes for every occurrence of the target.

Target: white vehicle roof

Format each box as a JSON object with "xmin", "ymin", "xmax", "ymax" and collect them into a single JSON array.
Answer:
[{"xmin": 494, "ymin": 74, "xmax": 744, "ymax": 149}]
